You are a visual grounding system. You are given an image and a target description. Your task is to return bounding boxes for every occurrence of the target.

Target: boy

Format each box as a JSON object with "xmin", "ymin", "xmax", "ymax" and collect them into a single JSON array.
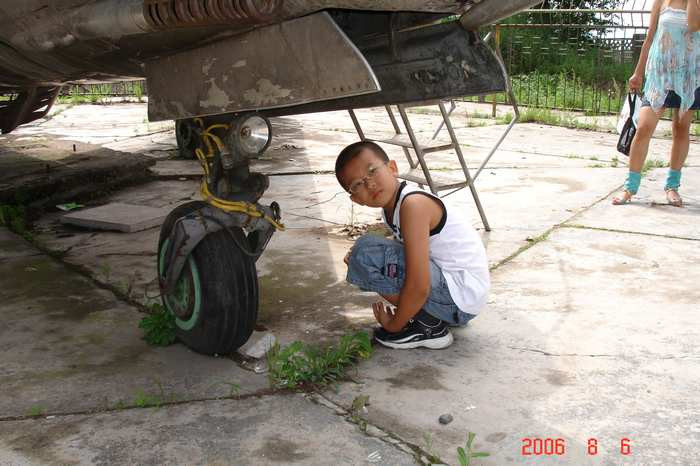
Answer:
[{"xmin": 336, "ymin": 141, "xmax": 490, "ymax": 349}]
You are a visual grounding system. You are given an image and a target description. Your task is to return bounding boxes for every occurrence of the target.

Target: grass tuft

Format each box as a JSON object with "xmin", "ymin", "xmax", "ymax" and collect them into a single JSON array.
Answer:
[
  {"xmin": 457, "ymin": 432, "xmax": 490, "ymax": 465},
  {"xmin": 138, "ymin": 303, "xmax": 177, "ymax": 346},
  {"xmin": 267, "ymin": 331, "xmax": 372, "ymax": 390}
]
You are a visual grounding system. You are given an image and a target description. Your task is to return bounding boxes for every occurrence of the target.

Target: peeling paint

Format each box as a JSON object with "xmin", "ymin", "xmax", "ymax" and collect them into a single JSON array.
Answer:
[
  {"xmin": 243, "ymin": 79, "xmax": 292, "ymax": 107},
  {"xmin": 233, "ymin": 60, "xmax": 247, "ymax": 68},
  {"xmin": 200, "ymin": 78, "xmax": 231, "ymax": 109}
]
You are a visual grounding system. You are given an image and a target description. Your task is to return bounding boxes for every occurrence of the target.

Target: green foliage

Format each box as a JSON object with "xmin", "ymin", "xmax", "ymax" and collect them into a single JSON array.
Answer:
[
  {"xmin": 26, "ymin": 405, "xmax": 45, "ymax": 417},
  {"xmin": 0, "ymin": 204, "xmax": 26, "ymax": 234},
  {"xmin": 267, "ymin": 331, "xmax": 372, "ymax": 389},
  {"xmin": 641, "ymin": 159, "xmax": 668, "ymax": 176},
  {"xmin": 138, "ymin": 303, "xmax": 177, "ymax": 346},
  {"xmin": 457, "ymin": 432, "xmax": 490, "ymax": 466},
  {"xmin": 133, "ymin": 389, "xmax": 162, "ymax": 408}
]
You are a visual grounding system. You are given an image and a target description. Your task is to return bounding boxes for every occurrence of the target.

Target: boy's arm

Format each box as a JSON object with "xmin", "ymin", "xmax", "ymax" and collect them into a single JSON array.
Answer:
[
  {"xmin": 379, "ymin": 196, "xmax": 435, "ymax": 333},
  {"xmin": 689, "ymin": 0, "xmax": 700, "ymax": 32}
]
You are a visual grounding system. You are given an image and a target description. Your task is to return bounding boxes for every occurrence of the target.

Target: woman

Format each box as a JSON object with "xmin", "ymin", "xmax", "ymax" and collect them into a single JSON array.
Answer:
[{"xmin": 613, "ymin": 0, "xmax": 700, "ymax": 206}]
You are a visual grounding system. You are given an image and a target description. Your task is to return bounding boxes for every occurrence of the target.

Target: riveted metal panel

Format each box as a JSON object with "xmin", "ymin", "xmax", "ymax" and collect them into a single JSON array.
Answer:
[{"xmin": 146, "ymin": 12, "xmax": 379, "ymax": 121}]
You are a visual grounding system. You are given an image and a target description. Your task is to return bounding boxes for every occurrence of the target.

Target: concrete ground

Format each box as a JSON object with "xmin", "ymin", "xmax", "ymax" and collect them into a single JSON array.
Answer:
[{"xmin": 1, "ymin": 102, "xmax": 699, "ymax": 465}]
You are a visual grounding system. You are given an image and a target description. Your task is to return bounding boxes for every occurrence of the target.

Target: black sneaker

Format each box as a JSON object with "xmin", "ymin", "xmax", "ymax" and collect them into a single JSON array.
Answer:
[{"xmin": 374, "ymin": 310, "xmax": 453, "ymax": 349}]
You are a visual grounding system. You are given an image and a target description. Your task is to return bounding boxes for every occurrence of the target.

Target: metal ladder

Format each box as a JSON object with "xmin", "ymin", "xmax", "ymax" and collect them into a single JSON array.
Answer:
[
  {"xmin": 347, "ymin": 29, "xmax": 520, "ymax": 233},
  {"xmin": 348, "ymin": 100, "xmax": 491, "ymax": 231}
]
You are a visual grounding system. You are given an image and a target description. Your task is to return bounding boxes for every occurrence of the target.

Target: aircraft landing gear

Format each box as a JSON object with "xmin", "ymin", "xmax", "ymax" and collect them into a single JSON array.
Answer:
[{"xmin": 159, "ymin": 113, "xmax": 282, "ymax": 355}]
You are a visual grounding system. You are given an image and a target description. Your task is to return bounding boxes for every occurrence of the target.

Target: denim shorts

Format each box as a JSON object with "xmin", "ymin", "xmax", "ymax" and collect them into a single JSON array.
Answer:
[
  {"xmin": 345, "ymin": 234, "xmax": 476, "ymax": 326},
  {"xmin": 640, "ymin": 88, "xmax": 700, "ymax": 110}
]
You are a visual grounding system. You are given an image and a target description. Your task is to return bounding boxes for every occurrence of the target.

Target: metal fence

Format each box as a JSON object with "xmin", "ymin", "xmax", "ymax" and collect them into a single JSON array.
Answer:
[{"xmin": 481, "ymin": 0, "xmax": 698, "ymax": 121}]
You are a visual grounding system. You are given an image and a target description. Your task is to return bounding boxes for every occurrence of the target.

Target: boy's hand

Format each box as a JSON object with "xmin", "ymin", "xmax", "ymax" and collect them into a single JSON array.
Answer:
[{"xmin": 372, "ymin": 301, "xmax": 394, "ymax": 329}]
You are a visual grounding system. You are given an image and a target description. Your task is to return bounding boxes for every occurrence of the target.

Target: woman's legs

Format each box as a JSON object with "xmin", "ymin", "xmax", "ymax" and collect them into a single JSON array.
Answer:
[
  {"xmin": 613, "ymin": 106, "xmax": 662, "ymax": 204},
  {"xmin": 665, "ymin": 109, "xmax": 693, "ymax": 206}
]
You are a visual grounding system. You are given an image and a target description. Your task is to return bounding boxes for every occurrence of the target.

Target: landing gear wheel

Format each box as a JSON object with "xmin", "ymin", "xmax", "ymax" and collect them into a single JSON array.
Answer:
[
  {"xmin": 175, "ymin": 119, "xmax": 198, "ymax": 159},
  {"xmin": 157, "ymin": 201, "xmax": 258, "ymax": 354}
]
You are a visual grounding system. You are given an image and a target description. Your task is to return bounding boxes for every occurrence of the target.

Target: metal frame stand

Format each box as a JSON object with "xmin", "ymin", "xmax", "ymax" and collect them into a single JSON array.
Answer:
[{"xmin": 347, "ymin": 29, "xmax": 519, "ymax": 232}]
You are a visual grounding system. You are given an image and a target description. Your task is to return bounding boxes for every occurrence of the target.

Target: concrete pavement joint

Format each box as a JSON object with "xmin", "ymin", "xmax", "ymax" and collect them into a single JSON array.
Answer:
[
  {"xmin": 490, "ymin": 183, "xmax": 627, "ymax": 272},
  {"xmin": 562, "ymin": 223, "xmax": 700, "ymax": 242},
  {"xmin": 508, "ymin": 346, "xmax": 700, "ymax": 360},
  {"xmin": 0, "ymin": 388, "xmax": 287, "ymax": 424},
  {"xmin": 307, "ymin": 392, "xmax": 442, "ymax": 466}
]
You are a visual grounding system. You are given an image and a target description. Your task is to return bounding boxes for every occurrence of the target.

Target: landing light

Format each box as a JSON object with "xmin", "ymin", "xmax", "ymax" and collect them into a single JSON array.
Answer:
[{"xmin": 236, "ymin": 115, "xmax": 271, "ymax": 156}]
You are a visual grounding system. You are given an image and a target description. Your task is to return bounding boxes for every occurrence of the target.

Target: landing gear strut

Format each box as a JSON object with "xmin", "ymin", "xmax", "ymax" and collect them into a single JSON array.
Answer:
[{"xmin": 159, "ymin": 113, "xmax": 282, "ymax": 355}]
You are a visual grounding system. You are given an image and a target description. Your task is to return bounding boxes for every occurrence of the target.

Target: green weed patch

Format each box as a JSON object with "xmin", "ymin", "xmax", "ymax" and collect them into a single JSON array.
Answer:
[{"xmin": 267, "ymin": 331, "xmax": 372, "ymax": 389}]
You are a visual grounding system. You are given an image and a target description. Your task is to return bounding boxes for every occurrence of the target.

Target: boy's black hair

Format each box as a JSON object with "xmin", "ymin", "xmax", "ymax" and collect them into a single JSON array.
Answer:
[{"xmin": 335, "ymin": 141, "xmax": 390, "ymax": 190}]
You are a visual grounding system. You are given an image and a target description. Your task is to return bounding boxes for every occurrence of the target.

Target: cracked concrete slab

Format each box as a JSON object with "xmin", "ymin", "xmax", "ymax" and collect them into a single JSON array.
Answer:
[
  {"xmin": 573, "ymin": 167, "xmax": 700, "ymax": 240},
  {"xmin": 323, "ymin": 227, "xmax": 700, "ymax": 465},
  {"xmin": 0, "ymin": 394, "xmax": 417, "ymax": 465},
  {"xmin": 0, "ymin": 228, "xmax": 269, "ymax": 419},
  {"xmin": 3, "ymin": 102, "xmax": 699, "ymax": 465}
]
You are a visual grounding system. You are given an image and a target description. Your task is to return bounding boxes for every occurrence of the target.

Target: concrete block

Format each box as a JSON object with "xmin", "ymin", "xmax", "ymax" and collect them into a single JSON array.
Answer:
[{"xmin": 60, "ymin": 202, "xmax": 169, "ymax": 233}]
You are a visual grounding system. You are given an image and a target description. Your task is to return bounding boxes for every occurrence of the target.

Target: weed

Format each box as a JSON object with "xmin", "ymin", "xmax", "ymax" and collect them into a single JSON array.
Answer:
[
  {"xmin": 588, "ymin": 164, "xmax": 605, "ymax": 168},
  {"xmin": 0, "ymin": 204, "xmax": 35, "ymax": 241},
  {"xmin": 138, "ymin": 303, "xmax": 177, "ymax": 346},
  {"xmin": 498, "ymin": 112, "xmax": 514, "ymax": 124},
  {"xmin": 457, "ymin": 432, "xmax": 490, "ymax": 466},
  {"xmin": 641, "ymin": 159, "xmax": 667, "ymax": 176},
  {"xmin": 98, "ymin": 262, "xmax": 111, "ymax": 282},
  {"xmin": 222, "ymin": 382, "xmax": 241, "ymax": 397},
  {"xmin": 611, "ymin": 156, "xmax": 619, "ymax": 168},
  {"xmin": 266, "ymin": 331, "xmax": 372, "ymax": 390},
  {"xmin": 113, "ymin": 400, "xmax": 128, "ymax": 410},
  {"xmin": 133, "ymin": 389, "xmax": 162, "ymax": 408},
  {"xmin": 350, "ymin": 394, "xmax": 370, "ymax": 431},
  {"xmin": 422, "ymin": 432, "xmax": 442, "ymax": 464},
  {"xmin": 692, "ymin": 124, "xmax": 700, "ymax": 137},
  {"xmin": 589, "ymin": 156, "xmax": 598, "ymax": 161},
  {"xmin": 26, "ymin": 405, "xmax": 45, "ymax": 417}
]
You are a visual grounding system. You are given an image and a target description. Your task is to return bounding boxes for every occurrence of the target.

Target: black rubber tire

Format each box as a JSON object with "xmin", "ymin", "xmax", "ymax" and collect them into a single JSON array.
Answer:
[
  {"xmin": 175, "ymin": 119, "xmax": 198, "ymax": 159},
  {"xmin": 158, "ymin": 201, "xmax": 258, "ymax": 355}
]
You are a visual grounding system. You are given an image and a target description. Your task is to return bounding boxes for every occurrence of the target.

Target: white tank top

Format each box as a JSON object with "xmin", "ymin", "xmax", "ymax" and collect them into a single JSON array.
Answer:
[{"xmin": 382, "ymin": 182, "xmax": 490, "ymax": 314}]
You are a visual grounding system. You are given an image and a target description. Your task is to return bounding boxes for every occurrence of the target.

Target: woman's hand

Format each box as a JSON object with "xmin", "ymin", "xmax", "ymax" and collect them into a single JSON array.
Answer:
[
  {"xmin": 628, "ymin": 73, "xmax": 643, "ymax": 92},
  {"xmin": 343, "ymin": 247, "xmax": 353, "ymax": 265}
]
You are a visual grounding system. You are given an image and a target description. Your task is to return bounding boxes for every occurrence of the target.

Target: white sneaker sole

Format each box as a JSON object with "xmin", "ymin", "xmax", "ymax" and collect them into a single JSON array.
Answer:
[{"xmin": 376, "ymin": 331, "xmax": 453, "ymax": 350}]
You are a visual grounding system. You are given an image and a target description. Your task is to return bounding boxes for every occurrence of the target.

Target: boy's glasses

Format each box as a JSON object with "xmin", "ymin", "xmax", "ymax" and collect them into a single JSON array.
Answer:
[{"xmin": 348, "ymin": 163, "xmax": 386, "ymax": 195}]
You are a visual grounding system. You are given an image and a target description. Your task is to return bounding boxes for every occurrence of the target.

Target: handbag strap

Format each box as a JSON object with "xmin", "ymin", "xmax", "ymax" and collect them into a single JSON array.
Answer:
[{"xmin": 628, "ymin": 93, "xmax": 637, "ymax": 113}]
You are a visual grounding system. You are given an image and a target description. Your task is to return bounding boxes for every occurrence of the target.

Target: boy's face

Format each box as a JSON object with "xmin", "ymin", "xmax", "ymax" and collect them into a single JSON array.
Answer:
[{"xmin": 340, "ymin": 148, "xmax": 399, "ymax": 208}]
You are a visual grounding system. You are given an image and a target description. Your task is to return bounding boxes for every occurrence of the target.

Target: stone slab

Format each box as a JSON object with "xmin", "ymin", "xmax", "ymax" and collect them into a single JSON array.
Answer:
[
  {"xmin": 0, "ymin": 229, "xmax": 269, "ymax": 419},
  {"xmin": 323, "ymin": 227, "xmax": 700, "ymax": 465},
  {"xmin": 60, "ymin": 202, "xmax": 170, "ymax": 232},
  {"xmin": 573, "ymin": 167, "xmax": 700, "ymax": 240},
  {"xmin": 0, "ymin": 395, "xmax": 417, "ymax": 465}
]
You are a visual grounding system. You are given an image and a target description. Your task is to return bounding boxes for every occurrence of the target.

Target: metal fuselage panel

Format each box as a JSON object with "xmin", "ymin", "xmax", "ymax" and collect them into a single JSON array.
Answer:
[{"xmin": 0, "ymin": 0, "xmax": 473, "ymax": 88}]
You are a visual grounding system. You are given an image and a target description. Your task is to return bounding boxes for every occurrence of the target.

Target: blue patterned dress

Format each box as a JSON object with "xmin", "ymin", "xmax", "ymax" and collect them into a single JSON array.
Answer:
[{"xmin": 643, "ymin": 7, "xmax": 700, "ymax": 113}]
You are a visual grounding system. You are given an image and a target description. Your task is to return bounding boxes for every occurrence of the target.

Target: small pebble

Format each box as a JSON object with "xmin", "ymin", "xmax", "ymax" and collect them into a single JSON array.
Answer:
[{"xmin": 439, "ymin": 413, "xmax": 453, "ymax": 425}]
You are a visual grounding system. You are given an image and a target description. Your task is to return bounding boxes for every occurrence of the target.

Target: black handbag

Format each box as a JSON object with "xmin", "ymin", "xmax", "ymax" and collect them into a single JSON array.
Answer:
[{"xmin": 617, "ymin": 93, "xmax": 638, "ymax": 156}]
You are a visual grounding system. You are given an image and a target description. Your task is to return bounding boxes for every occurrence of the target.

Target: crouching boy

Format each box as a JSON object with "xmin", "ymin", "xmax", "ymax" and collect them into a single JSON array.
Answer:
[{"xmin": 336, "ymin": 141, "xmax": 490, "ymax": 349}]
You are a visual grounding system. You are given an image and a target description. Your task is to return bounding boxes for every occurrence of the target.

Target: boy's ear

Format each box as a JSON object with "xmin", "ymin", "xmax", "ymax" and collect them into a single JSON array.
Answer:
[{"xmin": 388, "ymin": 159, "xmax": 399, "ymax": 175}]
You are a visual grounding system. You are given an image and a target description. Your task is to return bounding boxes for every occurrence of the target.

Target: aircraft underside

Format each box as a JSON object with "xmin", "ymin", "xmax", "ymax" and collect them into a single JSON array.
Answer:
[{"xmin": 0, "ymin": 0, "xmax": 539, "ymax": 354}]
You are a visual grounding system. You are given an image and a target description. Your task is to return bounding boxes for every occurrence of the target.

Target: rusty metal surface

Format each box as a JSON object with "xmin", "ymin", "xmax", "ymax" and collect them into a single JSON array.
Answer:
[
  {"xmin": 143, "ymin": 0, "xmax": 282, "ymax": 29},
  {"xmin": 146, "ymin": 12, "xmax": 379, "ymax": 121}
]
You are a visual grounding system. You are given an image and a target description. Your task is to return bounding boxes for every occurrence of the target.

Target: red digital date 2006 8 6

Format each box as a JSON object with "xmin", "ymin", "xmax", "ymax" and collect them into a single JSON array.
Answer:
[{"xmin": 521, "ymin": 438, "xmax": 632, "ymax": 456}]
